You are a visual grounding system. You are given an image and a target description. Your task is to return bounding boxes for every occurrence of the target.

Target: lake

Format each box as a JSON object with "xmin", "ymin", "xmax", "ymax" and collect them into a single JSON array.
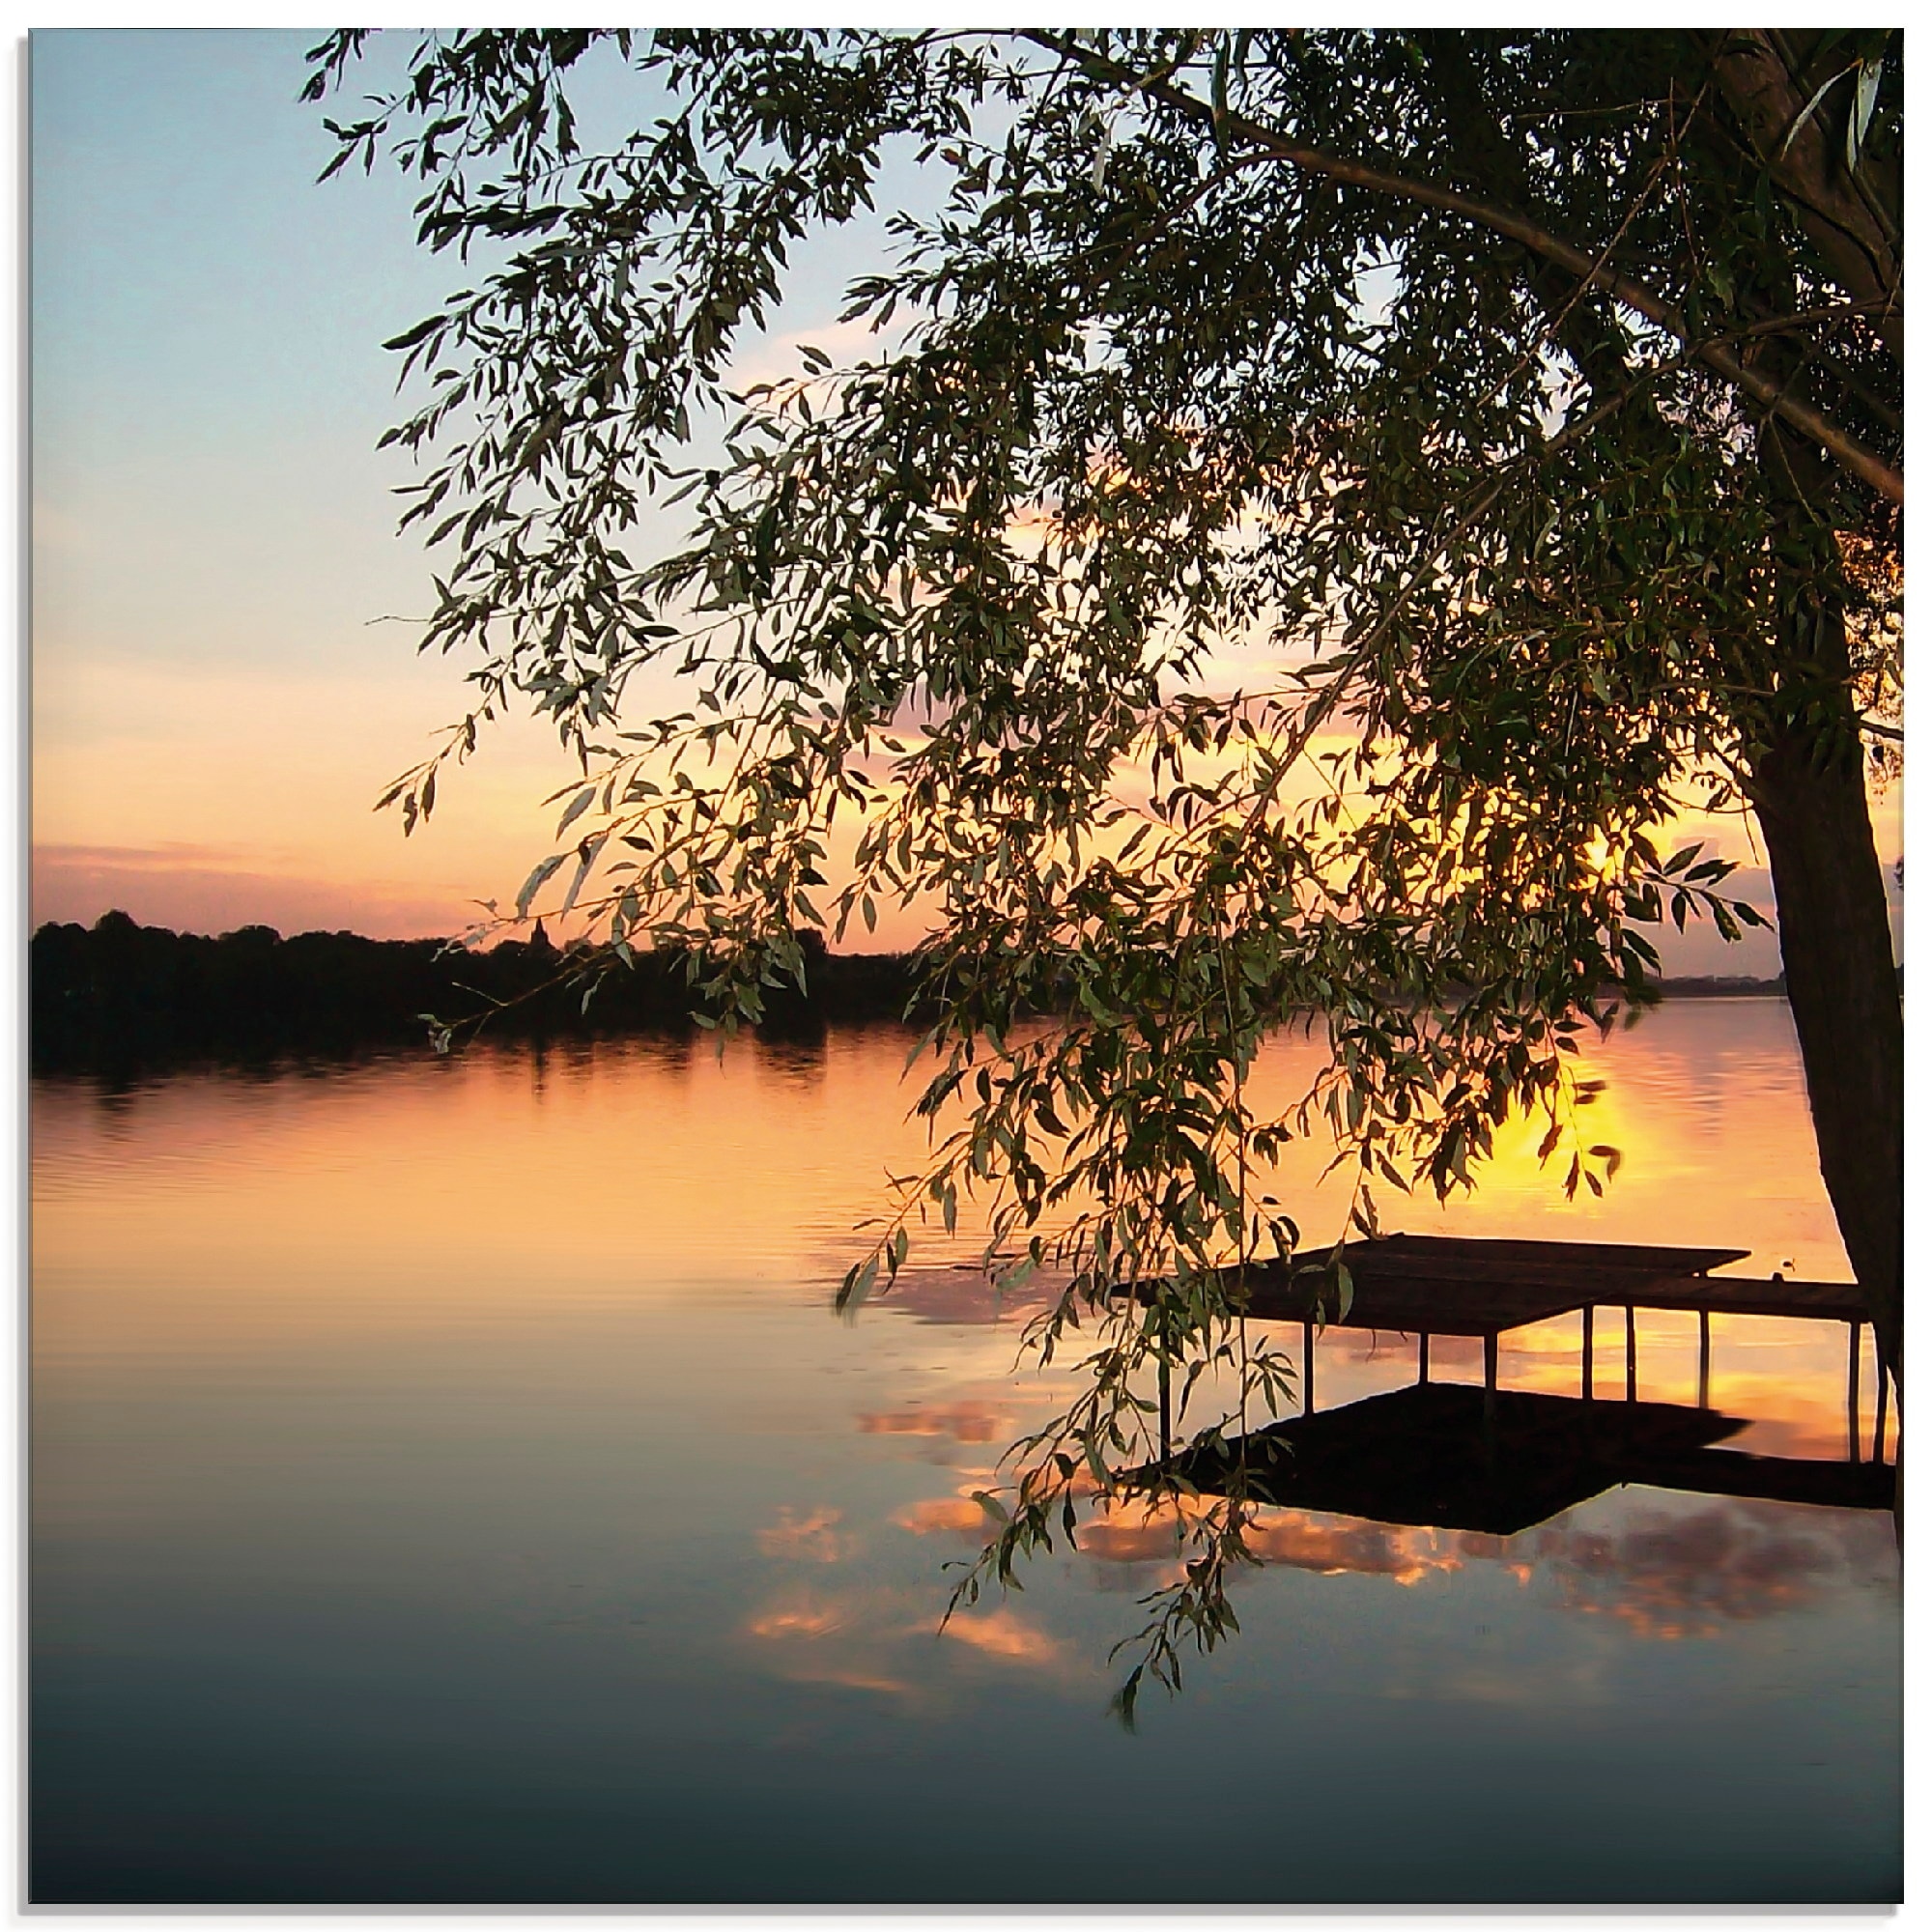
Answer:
[{"xmin": 30, "ymin": 998, "xmax": 1901, "ymax": 1903}]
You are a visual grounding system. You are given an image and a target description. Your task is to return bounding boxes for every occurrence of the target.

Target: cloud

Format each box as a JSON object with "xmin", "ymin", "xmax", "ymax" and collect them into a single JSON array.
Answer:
[
  {"xmin": 778, "ymin": 1664, "xmax": 915, "ymax": 1698},
  {"xmin": 756, "ymin": 1505, "xmax": 853, "ymax": 1564},
  {"xmin": 1533, "ymin": 1496, "xmax": 1891, "ymax": 1639},
  {"xmin": 938, "ymin": 1606, "xmax": 1066, "ymax": 1668},
  {"xmin": 724, "ymin": 311, "xmax": 908, "ymax": 397},
  {"xmin": 1241, "ymin": 1514, "xmax": 1463, "ymax": 1586},
  {"xmin": 1072, "ymin": 1499, "xmax": 1188, "ymax": 1567},
  {"xmin": 857, "ymin": 1400, "xmax": 1009, "ymax": 1444},
  {"xmin": 743, "ymin": 1583, "xmax": 924, "ymax": 1704},
  {"xmin": 1073, "ymin": 1495, "xmax": 1464, "ymax": 1588},
  {"xmin": 940, "ymin": 1480, "xmax": 1893, "ymax": 1644},
  {"xmin": 893, "ymin": 1494, "xmax": 994, "ymax": 1543},
  {"xmin": 893, "ymin": 1460, "xmax": 1111, "ymax": 1546},
  {"xmin": 746, "ymin": 1600, "xmax": 849, "ymax": 1641}
]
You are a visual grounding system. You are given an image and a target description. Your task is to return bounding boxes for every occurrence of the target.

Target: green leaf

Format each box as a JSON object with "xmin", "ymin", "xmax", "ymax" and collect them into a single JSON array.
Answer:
[
  {"xmin": 1778, "ymin": 60, "xmax": 1857, "ymax": 160},
  {"xmin": 556, "ymin": 786, "xmax": 597, "ymax": 837},
  {"xmin": 1848, "ymin": 55, "xmax": 1884, "ymax": 173},
  {"xmin": 516, "ymin": 854, "xmax": 565, "ymax": 919},
  {"xmin": 838, "ymin": 1254, "xmax": 881, "ymax": 1312}
]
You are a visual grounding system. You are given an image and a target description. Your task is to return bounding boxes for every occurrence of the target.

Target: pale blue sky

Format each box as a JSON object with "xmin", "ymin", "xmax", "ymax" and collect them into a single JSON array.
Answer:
[
  {"xmin": 31, "ymin": 28, "xmax": 886, "ymax": 937},
  {"xmin": 35, "ymin": 30, "xmax": 439, "ymax": 672}
]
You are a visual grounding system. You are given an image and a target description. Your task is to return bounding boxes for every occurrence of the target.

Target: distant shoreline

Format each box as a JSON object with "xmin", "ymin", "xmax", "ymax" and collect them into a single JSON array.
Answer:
[{"xmin": 30, "ymin": 910, "xmax": 1799, "ymax": 1080}]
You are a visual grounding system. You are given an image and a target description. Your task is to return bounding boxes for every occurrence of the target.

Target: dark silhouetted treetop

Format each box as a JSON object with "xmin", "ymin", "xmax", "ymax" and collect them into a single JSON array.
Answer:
[{"xmin": 29, "ymin": 914, "xmax": 923, "ymax": 1074}]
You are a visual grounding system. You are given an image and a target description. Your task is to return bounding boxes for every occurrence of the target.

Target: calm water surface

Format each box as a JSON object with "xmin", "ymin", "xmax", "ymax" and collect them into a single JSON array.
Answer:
[{"xmin": 31, "ymin": 1000, "xmax": 1900, "ymax": 1903}]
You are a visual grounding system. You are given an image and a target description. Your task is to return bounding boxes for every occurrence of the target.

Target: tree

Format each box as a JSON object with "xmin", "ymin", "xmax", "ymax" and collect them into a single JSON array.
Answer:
[{"xmin": 310, "ymin": 29, "xmax": 1902, "ymax": 1702}]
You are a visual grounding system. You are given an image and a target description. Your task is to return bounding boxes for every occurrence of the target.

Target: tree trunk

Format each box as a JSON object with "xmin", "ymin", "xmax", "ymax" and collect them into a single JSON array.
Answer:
[
  {"xmin": 1700, "ymin": 30, "xmax": 1903, "ymax": 367},
  {"xmin": 1747, "ymin": 617, "xmax": 1902, "ymax": 1396}
]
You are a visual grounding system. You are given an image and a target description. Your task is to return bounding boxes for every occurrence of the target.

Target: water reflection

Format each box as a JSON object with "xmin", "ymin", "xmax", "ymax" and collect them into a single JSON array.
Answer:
[
  {"xmin": 1051, "ymin": 1489, "xmax": 1894, "ymax": 1631},
  {"xmin": 1173, "ymin": 1379, "xmax": 1888, "ymax": 1519},
  {"xmin": 875, "ymin": 1408, "xmax": 1893, "ymax": 1629},
  {"xmin": 31, "ymin": 1000, "xmax": 1899, "ymax": 1903}
]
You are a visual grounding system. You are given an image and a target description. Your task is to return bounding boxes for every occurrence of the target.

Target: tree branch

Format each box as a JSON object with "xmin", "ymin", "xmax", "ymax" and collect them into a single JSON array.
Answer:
[
  {"xmin": 1024, "ymin": 32, "xmax": 1902, "ymax": 508},
  {"xmin": 1699, "ymin": 28, "xmax": 1901, "ymax": 363}
]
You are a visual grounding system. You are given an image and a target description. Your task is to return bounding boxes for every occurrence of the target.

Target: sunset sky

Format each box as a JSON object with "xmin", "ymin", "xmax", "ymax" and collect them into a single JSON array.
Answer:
[{"xmin": 31, "ymin": 29, "xmax": 1901, "ymax": 971}]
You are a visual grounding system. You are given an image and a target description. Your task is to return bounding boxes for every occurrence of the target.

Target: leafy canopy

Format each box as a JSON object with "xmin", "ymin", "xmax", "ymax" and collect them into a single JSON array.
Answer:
[{"xmin": 311, "ymin": 29, "xmax": 1901, "ymax": 1715}]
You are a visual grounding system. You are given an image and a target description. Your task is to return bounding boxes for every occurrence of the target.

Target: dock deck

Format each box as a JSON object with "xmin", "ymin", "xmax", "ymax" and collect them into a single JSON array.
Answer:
[
  {"xmin": 1135, "ymin": 1231, "xmax": 1889, "ymax": 1472},
  {"xmin": 1192, "ymin": 1233, "xmax": 1857, "ymax": 1329}
]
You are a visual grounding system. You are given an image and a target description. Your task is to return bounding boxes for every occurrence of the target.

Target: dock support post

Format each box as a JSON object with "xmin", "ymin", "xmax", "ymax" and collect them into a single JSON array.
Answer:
[
  {"xmin": 1303, "ymin": 1320, "xmax": 1315, "ymax": 1415},
  {"xmin": 1581, "ymin": 1305, "xmax": 1594, "ymax": 1401},
  {"xmin": 1417, "ymin": 1331, "xmax": 1430, "ymax": 1385},
  {"xmin": 1626, "ymin": 1305, "xmax": 1637, "ymax": 1403},
  {"xmin": 1847, "ymin": 1321, "xmax": 1861, "ymax": 1463},
  {"xmin": 1873, "ymin": 1356, "xmax": 1889, "ymax": 1465},
  {"xmin": 1697, "ymin": 1309, "xmax": 1711, "ymax": 1411},
  {"xmin": 1481, "ymin": 1332, "xmax": 1499, "ymax": 1465}
]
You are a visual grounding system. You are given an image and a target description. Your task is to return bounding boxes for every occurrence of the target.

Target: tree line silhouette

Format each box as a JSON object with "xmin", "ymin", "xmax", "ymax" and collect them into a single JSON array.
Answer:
[
  {"xmin": 31, "ymin": 909, "xmax": 1793, "ymax": 1080},
  {"xmin": 30, "ymin": 911, "xmax": 922, "ymax": 1076}
]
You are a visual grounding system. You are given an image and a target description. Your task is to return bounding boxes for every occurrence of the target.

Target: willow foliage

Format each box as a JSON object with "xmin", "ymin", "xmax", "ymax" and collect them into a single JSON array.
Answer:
[{"xmin": 311, "ymin": 30, "xmax": 1901, "ymax": 1713}]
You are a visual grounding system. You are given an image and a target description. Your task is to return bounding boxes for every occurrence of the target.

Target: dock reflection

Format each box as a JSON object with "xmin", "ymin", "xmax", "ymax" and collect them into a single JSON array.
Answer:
[{"xmin": 1163, "ymin": 1382, "xmax": 1895, "ymax": 1536}]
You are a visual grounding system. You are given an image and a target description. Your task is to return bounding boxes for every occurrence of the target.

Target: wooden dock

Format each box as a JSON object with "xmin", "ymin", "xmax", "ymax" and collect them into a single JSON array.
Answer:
[
  {"xmin": 1135, "ymin": 1230, "xmax": 1891, "ymax": 1475},
  {"xmin": 1178, "ymin": 1234, "xmax": 1872, "ymax": 1370}
]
